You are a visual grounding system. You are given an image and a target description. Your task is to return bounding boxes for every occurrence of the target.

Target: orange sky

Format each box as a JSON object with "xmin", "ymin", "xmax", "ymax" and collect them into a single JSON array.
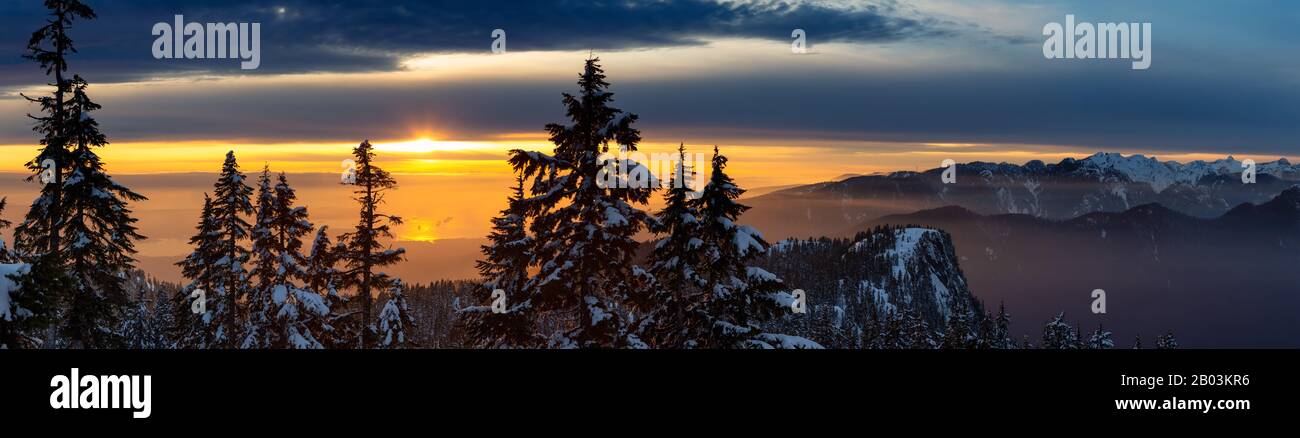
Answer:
[
  {"xmin": 2, "ymin": 138, "xmax": 1288, "ymax": 186},
  {"xmin": 4, "ymin": 136, "xmax": 1291, "ymax": 265}
]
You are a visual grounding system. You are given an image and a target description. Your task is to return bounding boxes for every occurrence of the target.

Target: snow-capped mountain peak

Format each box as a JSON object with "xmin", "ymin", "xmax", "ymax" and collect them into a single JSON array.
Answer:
[{"xmin": 1077, "ymin": 152, "xmax": 1297, "ymax": 193}]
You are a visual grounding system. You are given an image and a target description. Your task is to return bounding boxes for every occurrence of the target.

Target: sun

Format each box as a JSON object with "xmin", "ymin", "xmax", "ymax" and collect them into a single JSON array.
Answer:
[{"xmin": 399, "ymin": 217, "xmax": 440, "ymax": 242}]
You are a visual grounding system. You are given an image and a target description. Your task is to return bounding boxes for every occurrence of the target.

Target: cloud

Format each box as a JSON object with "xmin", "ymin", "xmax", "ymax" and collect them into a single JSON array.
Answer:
[
  {"xmin": 0, "ymin": 0, "xmax": 954, "ymax": 87},
  {"xmin": 0, "ymin": 0, "xmax": 1297, "ymax": 157}
]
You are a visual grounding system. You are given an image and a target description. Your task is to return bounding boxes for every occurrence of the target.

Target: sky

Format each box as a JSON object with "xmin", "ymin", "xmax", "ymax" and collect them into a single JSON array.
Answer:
[{"xmin": 0, "ymin": 0, "xmax": 1297, "ymax": 274}]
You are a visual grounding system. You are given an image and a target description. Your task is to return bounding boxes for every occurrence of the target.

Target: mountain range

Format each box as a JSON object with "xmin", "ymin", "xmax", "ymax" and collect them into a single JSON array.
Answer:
[{"xmin": 744, "ymin": 153, "xmax": 1300, "ymax": 241}]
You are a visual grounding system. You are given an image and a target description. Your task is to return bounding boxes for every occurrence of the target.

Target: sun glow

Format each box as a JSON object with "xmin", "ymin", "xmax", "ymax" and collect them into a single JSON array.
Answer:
[
  {"xmin": 375, "ymin": 138, "xmax": 484, "ymax": 154},
  {"xmin": 399, "ymin": 217, "xmax": 441, "ymax": 242}
]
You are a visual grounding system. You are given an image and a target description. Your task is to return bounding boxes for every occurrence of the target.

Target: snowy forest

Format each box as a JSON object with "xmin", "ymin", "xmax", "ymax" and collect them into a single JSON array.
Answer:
[{"xmin": 0, "ymin": 1, "xmax": 1180, "ymax": 349}]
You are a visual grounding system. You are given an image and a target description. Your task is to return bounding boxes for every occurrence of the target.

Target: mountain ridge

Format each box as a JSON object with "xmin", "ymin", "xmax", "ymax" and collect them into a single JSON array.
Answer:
[{"xmin": 745, "ymin": 152, "xmax": 1300, "ymax": 241}]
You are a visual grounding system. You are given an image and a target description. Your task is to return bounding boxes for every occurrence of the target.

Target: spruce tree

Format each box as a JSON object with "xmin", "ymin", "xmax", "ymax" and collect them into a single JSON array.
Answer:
[
  {"xmin": 304, "ymin": 227, "xmax": 340, "ymax": 296},
  {"xmin": 304, "ymin": 226, "xmax": 354, "ymax": 348},
  {"xmin": 873, "ymin": 309, "xmax": 905, "ymax": 349},
  {"xmin": 14, "ymin": 0, "xmax": 97, "ymax": 256},
  {"xmin": 242, "ymin": 167, "xmax": 278, "ymax": 347},
  {"xmin": 993, "ymin": 302, "xmax": 1014, "ymax": 348},
  {"xmin": 376, "ymin": 279, "xmax": 417, "ymax": 348},
  {"xmin": 208, "ymin": 151, "xmax": 255, "ymax": 347},
  {"xmin": 57, "ymin": 76, "xmax": 147, "ymax": 348},
  {"xmin": 1086, "ymin": 323, "xmax": 1114, "ymax": 349},
  {"xmin": 1, "ymin": 200, "xmax": 67, "ymax": 348},
  {"xmin": 174, "ymin": 194, "xmax": 220, "ymax": 348},
  {"xmin": 1041, "ymin": 312, "xmax": 1077, "ymax": 349},
  {"xmin": 13, "ymin": 0, "xmax": 144, "ymax": 348},
  {"xmin": 940, "ymin": 299, "xmax": 974, "ymax": 349},
  {"xmin": 903, "ymin": 310, "xmax": 934, "ymax": 349},
  {"xmin": 1155, "ymin": 331, "xmax": 1178, "ymax": 349},
  {"xmin": 505, "ymin": 58, "xmax": 653, "ymax": 348},
  {"xmin": 641, "ymin": 144, "xmax": 704, "ymax": 348},
  {"xmin": 263, "ymin": 172, "xmax": 327, "ymax": 349},
  {"xmin": 338, "ymin": 140, "xmax": 405, "ymax": 348},
  {"xmin": 120, "ymin": 289, "xmax": 158, "ymax": 349},
  {"xmin": 690, "ymin": 146, "xmax": 815, "ymax": 348},
  {"xmin": 461, "ymin": 177, "xmax": 536, "ymax": 348},
  {"xmin": 270, "ymin": 173, "xmax": 312, "ymax": 282},
  {"xmin": 0, "ymin": 198, "xmax": 12, "ymax": 263}
]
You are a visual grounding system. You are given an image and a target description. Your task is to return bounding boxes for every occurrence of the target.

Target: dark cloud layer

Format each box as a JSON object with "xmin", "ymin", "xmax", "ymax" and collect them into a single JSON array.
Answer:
[
  {"xmin": 15, "ymin": 56, "xmax": 1291, "ymax": 156},
  {"xmin": 0, "ymin": 0, "xmax": 947, "ymax": 86},
  {"xmin": 0, "ymin": 1, "xmax": 1295, "ymax": 157}
]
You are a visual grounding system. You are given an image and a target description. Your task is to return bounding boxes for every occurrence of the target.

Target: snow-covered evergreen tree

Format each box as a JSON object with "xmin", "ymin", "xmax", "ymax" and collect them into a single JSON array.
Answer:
[
  {"xmin": 242, "ymin": 167, "xmax": 278, "ymax": 347},
  {"xmin": 13, "ymin": 0, "xmax": 144, "ymax": 348},
  {"xmin": 0, "ymin": 199, "xmax": 13, "ymax": 263},
  {"xmin": 688, "ymin": 146, "xmax": 817, "ymax": 349},
  {"xmin": 1132, "ymin": 334, "xmax": 1143, "ymax": 349},
  {"xmin": 940, "ymin": 299, "xmax": 974, "ymax": 349},
  {"xmin": 1086, "ymin": 324, "xmax": 1114, "ymax": 349},
  {"xmin": 1, "ymin": 201, "xmax": 65, "ymax": 348},
  {"xmin": 1155, "ymin": 331, "xmax": 1178, "ymax": 349},
  {"xmin": 460, "ymin": 177, "xmax": 536, "ymax": 348},
  {"xmin": 13, "ymin": 0, "xmax": 97, "ymax": 257},
  {"xmin": 1040, "ymin": 312, "xmax": 1078, "ymax": 349},
  {"xmin": 338, "ymin": 140, "xmax": 405, "ymax": 348},
  {"xmin": 57, "ymin": 76, "xmax": 147, "ymax": 348},
  {"xmin": 505, "ymin": 58, "xmax": 653, "ymax": 348},
  {"xmin": 903, "ymin": 310, "xmax": 934, "ymax": 349},
  {"xmin": 0, "ymin": 254, "xmax": 70, "ymax": 348},
  {"xmin": 120, "ymin": 289, "xmax": 158, "ymax": 349},
  {"xmin": 262, "ymin": 173, "xmax": 327, "ymax": 349},
  {"xmin": 992, "ymin": 302, "xmax": 1015, "ymax": 349},
  {"xmin": 147, "ymin": 281, "xmax": 175, "ymax": 348},
  {"xmin": 875, "ymin": 309, "xmax": 906, "ymax": 349},
  {"xmin": 207, "ymin": 151, "xmax": 255, "ymax": 347},
  {"xmin": 304, "ymin": 227, "xmax": 340, "ymax": 298},
  {"xmin": 304, "ymin": 226, "xmax": 355, "ymax": 348},
  {"xmin": 173, "ymin": 194, "xmax": 220, "ymax": 348},
  {"xmin": 376, "ymin": 280, "xmax": 417, "ymax": 348},
  {"xmin": 640, "ymin": 144, "xmax": 704, "ymax": 348},
  {"xmin": 270, "ymin": 173, "xmax": 312, "ymax": 282},
  {"xmin": 266, "ymin": 284, "xmax": 330, "ymax": 349}
]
